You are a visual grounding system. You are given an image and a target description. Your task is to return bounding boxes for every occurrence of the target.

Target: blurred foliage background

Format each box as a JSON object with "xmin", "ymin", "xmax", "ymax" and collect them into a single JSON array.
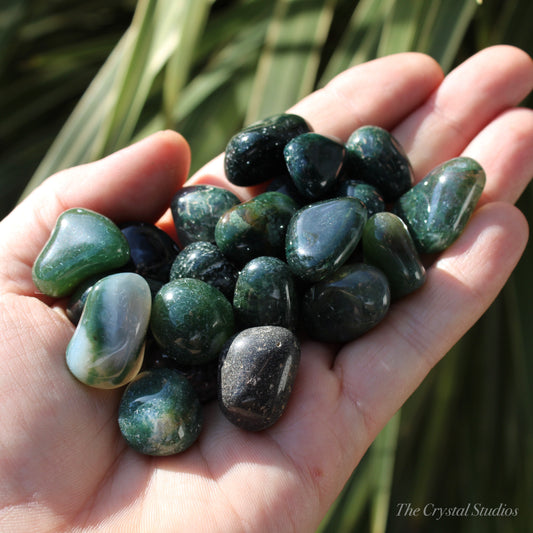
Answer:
[{"xmin": 1, "ymin": 0, "xmax": 531, "ymax": 531}]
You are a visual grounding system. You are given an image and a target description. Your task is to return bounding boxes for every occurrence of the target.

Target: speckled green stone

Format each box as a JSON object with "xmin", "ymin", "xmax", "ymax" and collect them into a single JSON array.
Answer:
[
  {"xmin": 118, "ymin": 368, "xmax": 203, "ymax": 456},
  {"xmin": 345, "ymin": 125, "xmax": 413, "ymax": 201},
  {"xmin": 233, "ymin": 256, "xmax": 298, "ymax": 331},
  {"xmin": 302, "ymin": 263, "xmax": 390, "ymax": 343},
  {"xmin": 32, "ymin": 208, "xmax": 130, "ymax": 297},
  {"xmin": 363, "ymin": 212, "xmax": 426, "ymax": 299},
  {"xmin": 150, "ymin": 278, "xmax": 234, "ymax": 365},
  {"xmin": 170, "ymin": 185, "xmax": 240, "ymax": 247},
  {"xmin": 285, "ymin": 197, "xmax": 368, "ymax": 282},
  {"xmin": 66, "ymin": 273, "xmax": 151, "ymax": 389},
  {"xmin": 218, "ymin": 326, "xmax": 300, "ymax": 431},
  {"xmin": 393, "ymin": 157, "xmax": 485, "ymax": 254},
  {"xmin": 334, "ymin": 180, "xmax": 385, "ymax": 217},
  {"xmin": 215, "ymin": 192, "xmax": 298, "ymax": 265}
]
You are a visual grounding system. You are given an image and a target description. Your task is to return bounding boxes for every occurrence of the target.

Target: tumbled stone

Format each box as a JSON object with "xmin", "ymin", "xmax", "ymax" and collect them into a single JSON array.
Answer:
[
  {"xmin": 393, "ymin": 157, "xmax": 485, "ymax": 254},
  {"xmin": 233, "ymin": 256, "xmax": 298, "ymax": 331},
  {"xmin": 171, "ymin": 185, "xmax": 240, "ymax": 247},
  {"xmin": 334, "ymin": 179, "xmax": 385, "ymax": 218},
  {"xmin": 32, "ymin": 208, "xmax": 130, "ymax": 297},
  {"xmin": 215, "ymin": 192, "xmax": 298, "ymax": 265},
  {"xmin": 363, "ymin": 212, "xmax": 426, "ymax": 299},
  {"xmin": 218, "ymin": 326, "xmax": 300, "ymax": 431},
  {"xmin": 345, "ymin": 125, "xmax": 413, "ymax": 201},
  {"xmin": 118, "ymin": 368, "xmax": 203, "ymax": 456},
  {"xmin": 302, "ymin": 263, "xmax": 390, "ymax": 343},
  {"xmin": 266, "ymin": 176, "xmax": 307, "ymax": 206},
  {"xmin": 285, "ymin": 197, "xmax": 367, "ymax": 282},
  {"xmin": 224, "ymin": 113, "xmax": 312, "ymax": 186},
  {"xmin": 66, "ymin": 272, "xmax": 151, "ymax": 389},
  {"xmin": 150, "ymin": 278, "xmax": 234, "ymax": 365}
]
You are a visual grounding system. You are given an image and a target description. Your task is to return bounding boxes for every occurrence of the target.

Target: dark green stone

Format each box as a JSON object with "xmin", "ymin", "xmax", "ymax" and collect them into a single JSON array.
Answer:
[
  {"xmin": 363, "ymin": 212, "xmax": 426, "ymax": 299},
  {"xmin": 345, "ymin": 125, "xmax": 413, "ymax": 201},
  {"xmin": 266, "ymin": 176, "xmax": 306, "ymax": 206},
  {"xmin": 285, "ymin": 197, "xmax": 368, "ymax": 282},
  {"xmin": 334, "ymin": 180, "xmax": 385, "ymax": 217},
  {"xmin": 218, "ymin": 326, "xmax": 300, "ymax": 431},
  {"xmin": 150, "ymin": 278, "xmax": 234, "ymax": 365},
  {"xmin": 32, "ymin": 208, "xmax": 130, "ymax": 297},
  {"xmin": 393, "ymin": 157, "xmax": 486, "ymax": 254},
  {"xmin": 233, "ymin": 256, "xmax": 298, "ymax": 331},
  {"xmin": 118, "ymin": 368, "xmax": 203, "ymax": 456},
  {"xmin": 284, "ymin": 133, "xmax": 345, "ymax": 201},
  {"xmin": 170, "ymin": 185, "xmax": 240, "ymax": 247},
  {"xmin": 170, "ymin": 241, "xmax": 238, "ymax": 300},
  {"xmin": 215, "ymin": 191, "xmax": 298, "ymax": 265},
  {"xmin": 224, "ymin": 113, "xmax": 312, "ymax": 187},
  {"xmin": 302, "ymin": 263, "xmax": 390, "ymax": 343}
]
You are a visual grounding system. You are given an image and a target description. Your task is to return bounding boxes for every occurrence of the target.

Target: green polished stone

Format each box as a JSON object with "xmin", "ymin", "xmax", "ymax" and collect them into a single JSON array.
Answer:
[
  {"xmin": 363, "ymin": 212, "xmax": 426, "ymax": 299},
  {"xmin": 218, "ymin": 326, "xmax": 300, "ymax": 431},
  {"xmin": 345, "ymin": 125, "xmax": 413, "ymax": 201},
  {"xmin": 66, "ymin": 272, "xmax": 151, "ymax": 389},
  {"xmin": 302, "ymin": 263, "xmax": 390, "ymax": 343},
  {"xmin": 393, "ymin": 157, "xmax": 486, "ymax": 254},
  {"xmin": 215, "ymin": 191, "xmax": 298, "ymax": 265},
  {"xmin": 32, "ymin": 208, "xmax": 130, "ymax": 297},
  {"xmin": 334, "ymin": 180, "xmax": 385, "ymax": 217},
  {"xmin": 233, "ymin": 256, "xmax": 298, "ymax": 331},
  {"xmin": 284, "ymin": 133, "xmax": 345, "ymax": 201},
  {"xmin": 150, "ymin": 278, "xmax": 234, "ymax": 365},
  {"xmin": 224, "ymin": 113, "xmax": 312, "ymax": 187},
  {"xmin": 118, "ymin": 368, "xmax": 203, "ymax": 456},
  {"xmin": 285, "ymin": 197, "xmax": 368, "ymax": 282}
]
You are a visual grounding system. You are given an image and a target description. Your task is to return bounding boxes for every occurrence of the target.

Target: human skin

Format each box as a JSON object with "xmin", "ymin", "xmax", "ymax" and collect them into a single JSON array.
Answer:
[{"xmin": 0, "ymin": 45, "xmax": 532, "ymax": 532}]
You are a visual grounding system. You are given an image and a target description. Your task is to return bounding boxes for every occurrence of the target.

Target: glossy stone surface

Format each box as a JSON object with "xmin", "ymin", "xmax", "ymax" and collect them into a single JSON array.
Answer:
[
  {"xmin": 150, "ymin": 278, "xmax": 234, "ymax": 365},
  {"xmin": 32, "ymin": 208, "xmax": 130, "ymax": 297},
  {"xmin": 345, "ymin": 125, "xmax": 413, "ymax": 201},
  {"xmin": 224, "ymin": 113, "xmax": 312, "ymax": 186},
  {"xmin": 285, "ymin": 197, "xmax": 368, "ymax": 282},
  {"xmin": 393, "ymin": 157, "xmax": 486, "ymax": 254},
  {"xmin": 170, "ymin": 241, "xmax": 238, "ymax": 301},
  {"xmin": 284, "ymin": 133, "xmax": 345, "ymax": 201},
  {"xmin": 266, "ymin": 176, "xmax": 306, "ymax": 206},
  {"xmin": 171, "ymin": 185, "xmax": 240, "ymax": 247},
  {"xmin": 302, "ymin": 263, "xmax": 390, "ymax": 343},
  {"xmin": 218, "ymin": 326, "xmax": 300, "ymax": 431},
  {"xmin": 66, "ymin": 273, "xmax": 151, "ymax": 389},
  {"xmin": 121, "ymin": 222, "xmax": 179, "ymax": 282},
  {"xmin": 233, "ymin": 256, "xmax": 298, "ymax": 331},
  {"xmin": 334, "ymin": 180, "xmax": 385, "ymax": 217},
  {"xmin": 363, "ymin": 212, "xmax": 426, "ymax": 299},
  {"xmin": 118, "ymin": 368, "xmax": 203, "ymax": 456},
  {"xmin": 215, "ymin": 192, "xmax": 298, "ymax": 265}
]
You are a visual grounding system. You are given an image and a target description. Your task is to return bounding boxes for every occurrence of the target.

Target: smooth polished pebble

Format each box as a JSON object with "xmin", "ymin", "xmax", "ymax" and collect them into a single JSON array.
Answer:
[
  {"xmin": 218, "ymin": 326, "xmax": 300, "ymax": 431},
  {"xmin": 118, "ymin": 368, "xmax": 203, "ymax": 456},
  {"xmin": 66, "ymin": 272, "xmax": 151, "ymax": 389},
  {"xmin": 334, "ymin": 179, "xmax": 385, "ymax": 218},
  {"xmin": 32, "ymin": 208, "xmax": 130, "ymax": 297}
]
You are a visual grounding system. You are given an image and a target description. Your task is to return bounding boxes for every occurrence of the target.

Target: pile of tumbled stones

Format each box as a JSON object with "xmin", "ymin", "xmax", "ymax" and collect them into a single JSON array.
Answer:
[{"xmin": 32, "ymin": 113, "xmax": 485, "ymax": 456}]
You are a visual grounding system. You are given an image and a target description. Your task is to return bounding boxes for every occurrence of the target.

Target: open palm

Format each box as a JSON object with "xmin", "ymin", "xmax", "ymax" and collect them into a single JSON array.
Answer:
[{"xmin": 0, "ymin": 45, "xmax": 532, "ymax": 532}]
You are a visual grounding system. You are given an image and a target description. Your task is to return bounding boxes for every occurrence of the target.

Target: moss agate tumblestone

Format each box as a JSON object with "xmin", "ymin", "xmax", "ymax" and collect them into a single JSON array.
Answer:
[
  {"xmin": 393, "ymin": 157, "xmax": 485, "ymax": 254},
  {"xmin": 118, "ymin": 368, "xmax": 203, "ymax": 456},
  {"xmin": 32, "ymin": 208, "xmax": 130, "ymax": 297},
  {"xmin": 334, "ymin": 180, "xmax": 385, "ymax": 218}
]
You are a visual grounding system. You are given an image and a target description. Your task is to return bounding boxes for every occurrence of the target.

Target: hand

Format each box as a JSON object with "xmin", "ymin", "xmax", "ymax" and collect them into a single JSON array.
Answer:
[{"xmin": 0, "ymin": 45, "xmax": 532, "ymax": 532}]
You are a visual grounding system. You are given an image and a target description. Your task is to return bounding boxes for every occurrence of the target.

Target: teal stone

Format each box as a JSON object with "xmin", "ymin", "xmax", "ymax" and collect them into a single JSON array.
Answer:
[
  {"xmin": 233, "ymin": 256, "xmax": 298, "ymax": 331},
  {"xmin": 284, "ymin": 133, "xmax": 345, "ymax": 201},
  {"xmin": 118, "ymin": 368, "xmax": 203, "ymax": 456},
  {"xmin": 334, "ymin": 180, "xmax": 385, "ymax": 217},
  {"xmin": 285, "ymin": 197, "xmax": 368, "ymax": 282},
  {"xmin": 32, "ymin": 208, "xmax": 130, "ymax": 297},
  {"xmin": 170, "ymin": 185, "xmax": 240, "ymax": 247},
  {"xmin": 150, "ymin": 278, "xmax": 234, "ymax": 365},
  {"xmin": 393, "ymin": 157, "xmax": 486, "ymax": 254},
  {"xmin": 215, "ymin": 191, "xmax": 298, "ymax": 265},
  {"xmin": 224, "ymin": 113, "xmax": 312, "ymax": 187},
  {"xmin": 218, "ymin": 326, "xmax": 300, "ymax": 431},
  {"xmin": 302, "ymin": 263, "xmax": 390, "ymax": 343},
  {"xmin": 363, "ymin": 212, "xmax": 426, "ymax": 299},
  {"xmin": 66, "ymin": 272, "xmax": 151, "ymax": 389},
  {"xmin": 345, "ymin": 125, "xmax": 413, "ymax": 201}
]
